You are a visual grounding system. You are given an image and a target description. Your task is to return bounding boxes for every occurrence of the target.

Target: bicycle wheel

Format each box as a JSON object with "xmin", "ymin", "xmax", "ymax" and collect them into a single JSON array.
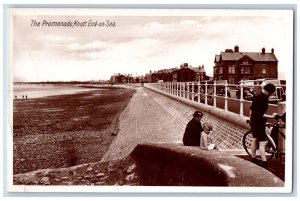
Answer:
[
  {"xmin": 242, "ymin": 131, "xmax": 254, "ymax": 157},
  {"xmin": 265, "ymin": 134, "xmax": 276, "ymax": 161},
  {"xmin": 242, "ymin": 131, "xmax": 275, "ymax": 161}
]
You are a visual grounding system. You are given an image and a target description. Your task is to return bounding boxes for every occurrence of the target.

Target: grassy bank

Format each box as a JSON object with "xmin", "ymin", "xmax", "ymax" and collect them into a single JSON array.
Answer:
[{"xmin": 13, "ymin": 86, "xmax": 136, "ymax": 174}]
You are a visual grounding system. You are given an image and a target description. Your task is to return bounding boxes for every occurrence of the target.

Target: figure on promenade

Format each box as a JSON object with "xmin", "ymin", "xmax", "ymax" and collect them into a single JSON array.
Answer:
[
  {"xmin": 249, "ymin": 83, "xmax": 276, "ymax": 167},
  {"xmin": 182, "ymin": 110, "xmax": 203, "ymax": 146},
  {"xmin": 200, "ymin": 123, "xmax": 217, "ymax": 150}
]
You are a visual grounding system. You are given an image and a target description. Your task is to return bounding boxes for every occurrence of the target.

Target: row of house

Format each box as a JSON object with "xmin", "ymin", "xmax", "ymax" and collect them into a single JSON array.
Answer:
[
  {"xmin": 110, "ymin": 45, "xmax": 279, "ymax": 84},
  {"xmin": 144, "ymin": 63, "xmax": 210, "ymax": 83},
  {"xmin": 110, "ymin": 73, "xmax": 143, "ymax": 84}
]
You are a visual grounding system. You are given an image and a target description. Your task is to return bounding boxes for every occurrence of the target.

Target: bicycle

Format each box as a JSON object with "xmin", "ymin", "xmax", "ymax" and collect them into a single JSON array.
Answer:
[{"xmin": 242, "ymin": 113, "xmax": 286, "ymax": 161}]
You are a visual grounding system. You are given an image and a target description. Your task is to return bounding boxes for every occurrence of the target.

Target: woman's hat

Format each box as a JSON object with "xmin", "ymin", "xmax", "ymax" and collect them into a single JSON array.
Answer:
[{"xmin": 193, "ymin": 111, "xmax": 203, "ymax": 118}]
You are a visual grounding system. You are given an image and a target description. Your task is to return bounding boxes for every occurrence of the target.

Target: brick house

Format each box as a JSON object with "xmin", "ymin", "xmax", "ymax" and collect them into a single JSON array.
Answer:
[
  {"xmin": 214, "ymin": 46, "xmax": 278, "ymax": 84},
  {"xmin": 173, "ymin": 63, "xmax": 209, "ymax": 82}
]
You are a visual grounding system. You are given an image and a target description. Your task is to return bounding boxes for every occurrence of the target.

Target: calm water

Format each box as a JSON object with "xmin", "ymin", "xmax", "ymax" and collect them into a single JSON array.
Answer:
[{"xmin": 13, "ymin": 84, "xmax": 100, "ymax": 99}]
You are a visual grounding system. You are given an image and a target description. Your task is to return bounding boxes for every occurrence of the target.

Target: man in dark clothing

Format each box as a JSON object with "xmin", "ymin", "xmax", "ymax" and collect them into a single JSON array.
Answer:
[
  {"xmin": 183, "ymin": 111, "xmax": 204, "ymax": 146},
  {"xmin": 249, "ymin": 83, "xmax": 276, "ymax": 166}
]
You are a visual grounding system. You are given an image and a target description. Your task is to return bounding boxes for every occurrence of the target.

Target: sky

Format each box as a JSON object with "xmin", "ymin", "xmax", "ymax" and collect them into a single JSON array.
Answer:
[{"xmin": 11, "ymin": 9, "xmax": 293, "ymax": 82}]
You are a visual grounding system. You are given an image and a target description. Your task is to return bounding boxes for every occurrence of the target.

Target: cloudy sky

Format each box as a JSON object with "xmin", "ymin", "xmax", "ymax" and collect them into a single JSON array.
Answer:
[{"xmin": 11, "ymin": 9, "xmax": 293, "ymax": 82}]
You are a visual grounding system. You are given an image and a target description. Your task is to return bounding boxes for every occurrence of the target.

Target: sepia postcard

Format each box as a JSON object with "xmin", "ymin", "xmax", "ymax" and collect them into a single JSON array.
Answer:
[{"xmin": 5, "ymin": 7, "xmax": 294, "ymax": 195}]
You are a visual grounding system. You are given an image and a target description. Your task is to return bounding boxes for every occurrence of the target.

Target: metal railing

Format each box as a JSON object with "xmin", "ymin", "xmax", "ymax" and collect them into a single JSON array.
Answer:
[{"xmin": 145, "ymin": 80, "xmax": 286, "ymax": 117}]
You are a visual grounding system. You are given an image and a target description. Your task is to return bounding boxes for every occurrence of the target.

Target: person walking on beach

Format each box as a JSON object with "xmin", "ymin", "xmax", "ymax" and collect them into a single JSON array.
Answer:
[
  {"xmin": 182, "ymin": 111, "xmax": 204, "ymax": 146},
  {"xmin": 249, "ymin": 83, "xmax": 276, "ymax": 167}
]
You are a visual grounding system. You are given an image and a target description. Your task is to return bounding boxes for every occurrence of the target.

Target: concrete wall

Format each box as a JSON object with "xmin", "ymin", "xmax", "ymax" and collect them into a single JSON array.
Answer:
[
  {"xmin": 144, "ymin": 85, "xmax": 250, "ymax": 149},
  {"xmin": 144, "ymin": 84, "xmax": 286, "ymax": 151},
  {"xmin": 131, "ymin": 143, "xmax": 284, "ymax": 186}
]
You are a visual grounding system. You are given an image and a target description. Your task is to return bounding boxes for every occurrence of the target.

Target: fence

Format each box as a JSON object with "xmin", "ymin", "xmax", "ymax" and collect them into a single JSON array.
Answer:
[{"xmin": 144, "ymin": 80, "xmax": 286, "ymax": 117}]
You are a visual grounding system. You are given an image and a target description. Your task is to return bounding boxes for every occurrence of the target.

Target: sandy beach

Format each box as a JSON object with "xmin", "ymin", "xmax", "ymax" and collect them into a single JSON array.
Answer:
[{"xmin": 13, "ymin": 85, "xmax": 136, "ymax": 174}]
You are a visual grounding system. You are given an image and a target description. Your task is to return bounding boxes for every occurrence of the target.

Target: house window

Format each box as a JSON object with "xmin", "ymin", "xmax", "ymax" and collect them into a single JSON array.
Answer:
[
  {"xmin": 229, "ymin": 66, "xmax": 236, "ymax": 74},
  {"xmin": 253, "ymin": 68, "xmax": 258, "ymax": 74},
  {"xmin": 245, "ymin": 67, "xmax": 250, "ymax": 74},
  {"xmin": 241, "ymin": 66, "xmax": 250, "ymax": 74},
  {"xmin": 219, "ymin": 67, "xmax": 223, "ymax": 74},
  {"xmin": 214, "ymin": 67, "xmax": 218, "ymax": 74},
  {"xmin": 262, "ymin": 68, "xmax": 267, "ymax": 74}
]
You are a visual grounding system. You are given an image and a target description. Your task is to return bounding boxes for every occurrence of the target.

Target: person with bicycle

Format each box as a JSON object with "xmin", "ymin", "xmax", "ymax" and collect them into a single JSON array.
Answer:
[{"xmin": 249, "ymin": 83, "xmax": 276, "ymax": 167}]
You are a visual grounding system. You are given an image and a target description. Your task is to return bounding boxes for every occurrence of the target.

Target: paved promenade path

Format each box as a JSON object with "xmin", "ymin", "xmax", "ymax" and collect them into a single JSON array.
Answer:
[
  {"xmin": 102, "ymin": 86, "xmax": 197, "ymax": 162},
  {"xmin": 101, "ymin": 86, "xmax": 284, "ymax": 181}
]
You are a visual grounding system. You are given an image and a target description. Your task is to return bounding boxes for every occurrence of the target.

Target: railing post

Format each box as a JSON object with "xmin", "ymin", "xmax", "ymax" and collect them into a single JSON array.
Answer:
[
  {"xmin": 188, "ymin": 82, "xmax": 190, "ymax": 99},
  {"xmin": 239, "ymin": 80, "xmax": 244, "ymax": 116},
  {"xmin": 180, "ymin": 82, "xmax": 183, "ymax": 97},
  {"xmin": 198, "ymin": 82, "xmax": 200, "ymax": 103},
  {"xmin": 205, "ymin": 81, "xmax": 208, "ymax": 105},
  {"xmin": 172, "ymin": 82, "xmax": 174, "ymax": 95},
  {"xmin": 192, "ymin": 82, "xmax": 194, "ymax": 101},
  {"xmin": 224, "ymin": 80, "xmax": 228, "ymax": 111},
  {"xmin": 213, "ymin": 80, "xmax": 217, "ymax": 108}
]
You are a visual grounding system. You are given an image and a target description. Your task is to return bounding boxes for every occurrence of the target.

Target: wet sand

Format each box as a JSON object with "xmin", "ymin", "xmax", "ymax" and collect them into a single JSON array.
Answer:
[{"xmin": 13, "ymin": 86, "xmax": 136, "ymax": 174}]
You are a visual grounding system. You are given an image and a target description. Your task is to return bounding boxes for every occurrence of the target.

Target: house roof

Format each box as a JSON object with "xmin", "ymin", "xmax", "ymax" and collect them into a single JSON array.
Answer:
[
  {"xmin": 191, "ymin": 67, "xmax": 206, "ymax": 73},
  {"xmin": 215, "ymin": 55, "xmax": 220, "ymax": 63},
  {"xmin": 218, "ymin": 51, "xmax": 278, "ymax": 62}
]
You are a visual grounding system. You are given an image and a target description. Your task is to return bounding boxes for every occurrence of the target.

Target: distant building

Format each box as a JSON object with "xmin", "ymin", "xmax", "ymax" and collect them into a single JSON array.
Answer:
[
  {"xmin": 214, "ymin": 45, "xmax": 278, "ymax": 84},
  {"xmin": 145, "ymin": 68, "xmax": 177, "ymax": 83},
  {"xmin": 172, "ymin": 63, "xmax": 209, "ymax": 82},
  {"xmin": 144, "ymin": 63, "xmax": 209, "ymax": 83}
]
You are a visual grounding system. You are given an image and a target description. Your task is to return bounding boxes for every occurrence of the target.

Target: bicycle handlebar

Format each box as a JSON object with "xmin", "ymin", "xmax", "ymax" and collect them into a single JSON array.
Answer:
[{"xmin": 246, "ymin": 112, "xmax": 286, "ymax": 129}]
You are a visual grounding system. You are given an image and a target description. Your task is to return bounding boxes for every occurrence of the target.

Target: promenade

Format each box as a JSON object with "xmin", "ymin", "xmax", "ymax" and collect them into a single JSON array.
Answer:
[
  {"xmin": 101, "ymin": 86, "xmax": 284, "ymax": 182},
  {"xmin": 101, "ymin": 86, "xmax": 188, "ymax": 161},
  {"xmin": 102, "ymin": 85, "xmax": 244, "ymax": 162}
]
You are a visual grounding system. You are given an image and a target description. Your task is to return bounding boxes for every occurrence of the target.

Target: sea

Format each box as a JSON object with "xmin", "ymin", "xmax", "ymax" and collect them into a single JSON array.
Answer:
[{"xmin": 12, "ymin": 83, "xmax": 101, "ymax": 99}]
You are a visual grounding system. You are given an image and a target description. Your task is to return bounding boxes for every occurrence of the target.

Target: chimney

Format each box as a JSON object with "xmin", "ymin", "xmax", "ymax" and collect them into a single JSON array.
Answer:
[
  {"xmin": 262, "ymin": 47, "xmax": 265, "ymax": 54},
  {"xmin": 271, "ymin": 48, "xmax": 274, "ymax": 54},
  {"xmin": 234, "ymin": 45, "xmax": 239, "ymax": 52}
]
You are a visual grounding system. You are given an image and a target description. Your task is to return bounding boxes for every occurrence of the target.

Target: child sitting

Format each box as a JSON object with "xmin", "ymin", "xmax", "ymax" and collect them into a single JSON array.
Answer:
[{"xmin": 200, "ymin": 124, "xmax": 217, "ymax": 150}]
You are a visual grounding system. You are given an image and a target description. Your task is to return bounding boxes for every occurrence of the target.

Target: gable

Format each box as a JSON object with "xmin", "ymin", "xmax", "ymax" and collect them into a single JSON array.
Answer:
[{"xmin": 238, "ymin": 54, "xmax": 255, "ymax": 64}]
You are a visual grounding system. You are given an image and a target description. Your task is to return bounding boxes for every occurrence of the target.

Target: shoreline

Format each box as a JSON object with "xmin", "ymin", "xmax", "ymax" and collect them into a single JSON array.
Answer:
[
  {"xmin": 13, "ymin": 83, "xmax": 112, "ymax": 99},
  {"xmin": 13, "ymin": 86, "xmax": 136, "ymax": 174}
]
